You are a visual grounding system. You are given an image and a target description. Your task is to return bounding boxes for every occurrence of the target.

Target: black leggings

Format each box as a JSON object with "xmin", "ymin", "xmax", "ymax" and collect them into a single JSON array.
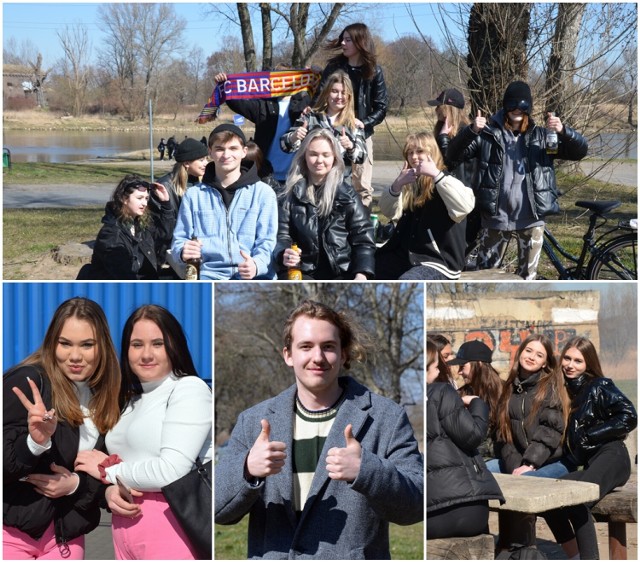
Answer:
[
  {"xmin": 542, "ymin": 441, "xmax": 631, "ymax": 560},
  {"xmin": 427, "ymin": 500, "xmax": 490, "ymax": 539}
]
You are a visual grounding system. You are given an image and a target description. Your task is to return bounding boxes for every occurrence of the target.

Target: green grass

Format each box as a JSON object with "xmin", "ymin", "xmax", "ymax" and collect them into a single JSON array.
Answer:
[
  {"xmin": 215, "ymin": 520, "xmax": 424, "ymax": 559},
  {"xmin": 3, "ymin": 162, "xmax": 152, "ymax": 184},
  {"xmin": 3, "ymin": 207, "xmax": 102, "ymax": 279}
]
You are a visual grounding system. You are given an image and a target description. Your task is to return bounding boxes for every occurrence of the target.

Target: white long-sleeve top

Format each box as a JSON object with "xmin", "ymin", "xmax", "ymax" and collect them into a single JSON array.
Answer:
[{"xmin": 104, "ymin": 373, "xmax": 212, "ymax": 491}]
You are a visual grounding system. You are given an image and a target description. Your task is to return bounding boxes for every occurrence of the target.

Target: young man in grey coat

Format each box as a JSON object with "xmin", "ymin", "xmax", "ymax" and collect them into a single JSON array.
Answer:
[{"xmin": 215, "ymin": 300, "xmax": 424, "ymax": 559}]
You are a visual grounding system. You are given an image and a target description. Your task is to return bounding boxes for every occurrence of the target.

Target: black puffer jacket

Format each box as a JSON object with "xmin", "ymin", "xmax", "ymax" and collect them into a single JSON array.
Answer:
[
  {"xmin": 276, "ymin": 179, "xmax": 375, "ymax": 279},
  {"xmin": 446, "ymin": 110, "xmax": 588, "ymax": 219},
  {"xmin": 225, "ymin": 93, "xmax": 310, "ymax": 157},
  {"xmin": 564, "ymin": 375, "xmax": 637, "ymax": 466},
  {"xmin": 427, "ymin": 383, "xmax": 504, "ymax": 512},
  {"xmin": 317, "ymin": 62, "xmax": 388, "ymax": 138},
  {"xmin": 4, "ymin": 366, "xmax": 106, "ymax": 543},
  {"xmin": 498, "ymin": 371, "xmax": 566, "ymax": 473},
  {"xmin": 89, "ymin": 201, "xmax": 175, "ymax": 280}
]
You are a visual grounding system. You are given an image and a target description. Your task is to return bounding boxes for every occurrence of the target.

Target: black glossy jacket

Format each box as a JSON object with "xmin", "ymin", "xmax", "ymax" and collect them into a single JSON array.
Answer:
[
  {"xmin": 317, "ymin": 62, "xmax": 388, "ymax": 138},
  {"xmin": 427, "ymin": 383, "xmax": 504, "ymax": 513},
  {"xmin": 4, "ymin": 366, "xmax": 106, "ymax": 543},
  {"xmin": 498, "ymin": 371, "xmax": 566, "ymax": 473},
  {"xmin": 276, "ymin": 179, "xmax": 375, "ymax": 279},
  {"xmin": 225, "ymin": 93, "xmax": 311, "ymax": 157},
  {"xmin": 564, "ymin": 375, "xmax": 637, "ymax": 466},
  {"xmin": 446, "ymin": 110, "xmax": 588, "ymax": 219},
  {"xmin": 90, "ymin": 201, "xmax": 175, "ymax": 280}
]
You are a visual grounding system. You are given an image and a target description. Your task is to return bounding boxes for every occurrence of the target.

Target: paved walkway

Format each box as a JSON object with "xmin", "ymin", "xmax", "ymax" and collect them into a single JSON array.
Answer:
[
  {"xmin": 4, "ymin": 159, "xmax": 633, "ymax": 209},
  {"xmin": 85, "ymin": 510, "xmax": 115, "ymax": 560}
]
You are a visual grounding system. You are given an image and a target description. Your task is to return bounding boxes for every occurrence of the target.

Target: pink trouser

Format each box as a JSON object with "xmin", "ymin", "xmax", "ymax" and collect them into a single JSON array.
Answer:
[
  {"xmin": 3, "ymin": 522, "xmax": 84, "ymax": 560},
  {"xmin": 111, "ymin": 491, "xmax": 197, "ymax": 560}
]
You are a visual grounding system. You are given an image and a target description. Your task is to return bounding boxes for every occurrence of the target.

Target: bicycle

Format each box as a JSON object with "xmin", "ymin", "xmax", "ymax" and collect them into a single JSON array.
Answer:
[{"xmin": 465, "ymin": 200, "xmax": 637, "ymax": 280}]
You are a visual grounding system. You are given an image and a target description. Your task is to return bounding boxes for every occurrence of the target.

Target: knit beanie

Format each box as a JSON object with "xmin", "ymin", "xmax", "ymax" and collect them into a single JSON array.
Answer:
[
  {"xmin": 210, "ymin": 123, "xmax": 247, "ymax": 146},
  {"xmin": 503, "ymin": 81, "xmax": 532, "ymax": 113},
  {"xmin": 174, "ymin": 138, "xmax": 209, "ymax": 162}
]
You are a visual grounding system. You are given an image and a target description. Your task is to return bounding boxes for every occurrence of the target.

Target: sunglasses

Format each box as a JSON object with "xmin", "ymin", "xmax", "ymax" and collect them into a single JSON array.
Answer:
[
  {"xmin": 505, "ymin": 99, "xmax": 530, "ymax": 113},
  {"xmin": 125, "ymin": 180, "xmax": 151, "ymax": 192}
]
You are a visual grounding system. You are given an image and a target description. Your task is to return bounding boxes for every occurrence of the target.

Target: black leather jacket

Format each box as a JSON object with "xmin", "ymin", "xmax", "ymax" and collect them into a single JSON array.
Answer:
[
  {"xmin": 564, "ymin": 375, "xmax": 637, "ymax": 466},
  {"xmin": 276, "ymin": 179, "xmax": 375, "ymax": 279},
  {"xmin": 317, "ymin": 62, "xmax": 388, "ymax": 138},
  {"xmin": 446, "ymin": 110, "xmax": 588, "ymax": 219},
  {"xmin": 427, "ymin": 383, "xmax": 504, "ymax": 512}
]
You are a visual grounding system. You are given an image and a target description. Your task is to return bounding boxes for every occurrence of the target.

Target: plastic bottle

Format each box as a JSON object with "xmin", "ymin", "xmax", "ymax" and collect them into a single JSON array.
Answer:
[
  {"xmin": 546, "ymin": 112, "xmax": 559, "ymax": 155},
  {"xmin": 287, "ymin": 243, "xmax": 302, "ymax": 280}
]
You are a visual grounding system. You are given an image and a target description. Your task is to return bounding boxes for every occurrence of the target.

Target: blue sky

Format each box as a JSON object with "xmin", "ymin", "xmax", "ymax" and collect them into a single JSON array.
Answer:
[{"xmin": 3, "ymin": 2, "xmax": 448, "ymax": 68}]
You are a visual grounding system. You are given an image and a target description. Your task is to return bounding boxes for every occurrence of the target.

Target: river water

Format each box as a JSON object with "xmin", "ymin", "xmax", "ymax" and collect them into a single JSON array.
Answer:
[{"xmin": 3, "ymin": 128, "xmax": 636, "ymax": 163}]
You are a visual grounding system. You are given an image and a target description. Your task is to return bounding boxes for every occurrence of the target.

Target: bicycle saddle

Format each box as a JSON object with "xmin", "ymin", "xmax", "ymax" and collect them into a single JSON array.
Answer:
[{"xmin": 575, "ymin": 200, "xmax": 621, "ymax": 215}]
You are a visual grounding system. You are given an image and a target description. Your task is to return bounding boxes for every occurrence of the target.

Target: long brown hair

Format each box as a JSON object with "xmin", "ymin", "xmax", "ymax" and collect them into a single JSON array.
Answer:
[
  {"xmin": 560, "ymin": 336, "xmax": 605, "ymax": 379},
  {"xmin": 458, "ymin": 361, "xmax": 504, "ymax": 428},
  {"xmin": 495, "ymin": 334, "xmax": 570, "ymax": 444},
  {"xmin": 19, "ymin": 297, "xmax": 121, "ymax": 434},
  {"xmin": 401, "ymin": 133, "xmax": 445, "ymax": 212},
  {"xmin": 312, "ymin": 70, "xmax": 356, "ymax": 129},
  {"xmin": 427, "ymin": 335, "xmax": 453, "ymax": 384},
  {"xmin": 433, "ymin": 104, "xmax": 470, "ymax": 139},
  {"xmin": 325, "ymin": 23, "xmax": 377, "ymax": 81}
]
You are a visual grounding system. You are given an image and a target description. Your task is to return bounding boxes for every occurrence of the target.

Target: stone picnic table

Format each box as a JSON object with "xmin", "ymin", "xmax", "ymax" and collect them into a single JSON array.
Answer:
[{"xmin": 489, "ymin": 472, "xmax": 600, "ymax": 551}]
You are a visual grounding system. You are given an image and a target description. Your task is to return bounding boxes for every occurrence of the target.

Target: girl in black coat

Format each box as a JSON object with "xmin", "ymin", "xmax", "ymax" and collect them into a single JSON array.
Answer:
[
  {"xmin": 88, "ymin": 175, "xmax": 174, "ymax": 280},
  {"xmin": 3, "ymin": 298, "xmax": 121, "ymax": 559},
  {"xmin": 276, "ymin": 128, "xmax": 375, "ymax": 280},
  {"xmin": 490, "ymin": 334, "xmax": 571, "ymax": 476},
  {"xmin": 427, "ymin": 340, "xmax": 504, "ymax": 539},
  {"xmin": 542, "ymin": 337, "xmax": 637, "ymax": 559}
]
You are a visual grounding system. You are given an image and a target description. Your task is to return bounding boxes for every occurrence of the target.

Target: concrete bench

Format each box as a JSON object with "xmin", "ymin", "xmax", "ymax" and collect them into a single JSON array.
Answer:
[
  {"xmin": 427, "ymin": 534, "xmax": 495, "ymax": 560},
  {"xmin": 591, "ymin": 475, "xmax": 637, "ymax": 560}
]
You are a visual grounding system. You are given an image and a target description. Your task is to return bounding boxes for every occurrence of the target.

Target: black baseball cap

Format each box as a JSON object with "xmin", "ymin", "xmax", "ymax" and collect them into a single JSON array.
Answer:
[
  {"xmin": 427, "ymin": 88, "xmax": 465, "ymax": 109},
  {"xmin": 447, "ymin": 341, "xmax": 493, "ymax": 365}
]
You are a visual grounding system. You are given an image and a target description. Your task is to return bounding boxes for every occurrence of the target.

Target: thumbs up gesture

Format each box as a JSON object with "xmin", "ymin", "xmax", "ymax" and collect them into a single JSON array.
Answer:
[
  {"xmin": 472, "ymin": 109, "xmax": 486, "ymax": 134},
  {"xmin": 339, "ymin": 127, "xmax": 354, "ymax": 151},
  {"xmin": 326, "ymin": 424, "xmax": 362, "ymax": 482},
  {"xmin": 246, "ymin": 419, "xmax": 287, "ymax": 478},
  {"xmin": 238, "ymin": 249, "xmax": 257, "ymax": 280},
  {"xmin": 294, "ymin": 120, "xmax": 309, "ymax": 142}
]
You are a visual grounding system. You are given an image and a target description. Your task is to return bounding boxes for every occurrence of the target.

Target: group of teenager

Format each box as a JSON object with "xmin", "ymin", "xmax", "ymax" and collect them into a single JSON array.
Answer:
[
  {"xmin": 427, "ymin": 333, "xmax": 636, "ymax": 559},
  {"xmin": 78, "ymin": 21, "xmax": 589, "ymax": 282},
  {"xmin": 3, "ymin": 298, "xmax": 212, "ymax": 560}
]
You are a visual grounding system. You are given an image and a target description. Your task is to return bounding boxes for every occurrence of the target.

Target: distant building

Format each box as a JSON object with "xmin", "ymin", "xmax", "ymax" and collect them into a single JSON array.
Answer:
[{"xmin": 3, "ymin": 64, "xmax": 38, "ymax": 106}]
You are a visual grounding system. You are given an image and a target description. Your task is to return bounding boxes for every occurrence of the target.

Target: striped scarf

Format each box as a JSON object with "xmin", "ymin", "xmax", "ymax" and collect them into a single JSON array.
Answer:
[{"xmin": 196, "ymin": 69, "xmax": 321, "ymax": 124}]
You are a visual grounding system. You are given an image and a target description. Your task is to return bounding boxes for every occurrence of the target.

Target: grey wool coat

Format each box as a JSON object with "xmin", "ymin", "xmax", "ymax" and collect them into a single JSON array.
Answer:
[{"xmin": 215, "ymin": 376, "xmax": 424, "ymax": 559}]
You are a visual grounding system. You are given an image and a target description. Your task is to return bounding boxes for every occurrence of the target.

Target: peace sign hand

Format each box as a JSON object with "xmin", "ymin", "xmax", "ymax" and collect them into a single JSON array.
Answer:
[{"xmin": 12, "ymin": 378, "xmax": 57, "ymax": 446}]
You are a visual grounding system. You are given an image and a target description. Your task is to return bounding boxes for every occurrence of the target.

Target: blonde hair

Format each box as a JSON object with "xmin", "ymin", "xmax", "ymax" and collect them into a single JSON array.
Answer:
[
  {"xmin": 401, "ymin": 133, "xmax": 445, "ymax": 212},
  {"xmin": 170, "ymin": 163, "xmax": 189, "ymax": 198},
  {"xmin": 433, "ymin": 104, "xmax": 471, "ymax": 139},
  {"xmin": 283, "ymin": 128, "xmax": 345, "ymax": 218},
  {"xmin": 312, "ymin": 70, "xmax": 356, "ymax": 129}
]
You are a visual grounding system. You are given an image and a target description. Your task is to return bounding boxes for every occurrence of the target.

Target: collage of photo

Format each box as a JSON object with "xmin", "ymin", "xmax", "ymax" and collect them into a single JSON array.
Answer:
[{"xmin": 3, "ymin": 2, "xmax": 638, "ymax": 561}]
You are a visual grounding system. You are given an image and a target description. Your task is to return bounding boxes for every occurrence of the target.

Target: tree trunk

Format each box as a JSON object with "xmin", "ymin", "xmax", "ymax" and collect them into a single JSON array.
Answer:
[
  {"xmin": 467, "ymin": 3, "xmax": 531, "ymax": 116},
  {"xmin": 290, "ymin": 3, "xmax": 310, "ymax": 68},
  {"xmin": 544, "ymin": 4, "xmax": 586, "ymax": 117},
  {"xmin": 260, "ymin": 3, "xmax": 272, "ymax": 70},
  {"xmin": 237, "ymin": 3, "xmax": 257, "ymax": 72}
]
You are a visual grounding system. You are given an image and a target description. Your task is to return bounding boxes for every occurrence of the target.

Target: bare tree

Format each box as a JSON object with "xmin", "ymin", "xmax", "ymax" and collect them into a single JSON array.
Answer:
[
  {"xmin": 467, "ymin": 3, "xmax": 531, "ymax": 115},
  {"xmin": 57, "ymin": 25, "xmax": 92, "ymax": 116},
  {"xmin": 97, "ymin": 4, "xmax": 186, "ymax": 119},
  {"xmin": 214, "ymin": 284, "xmax": 423, "ymax": 440},
  {"xmin": 206, "ymin": 3, "xmax": 363, "ymax": 71},
  {"xmin": 3, "ymin": 37, "xmax": 39, "ymax": 65}
]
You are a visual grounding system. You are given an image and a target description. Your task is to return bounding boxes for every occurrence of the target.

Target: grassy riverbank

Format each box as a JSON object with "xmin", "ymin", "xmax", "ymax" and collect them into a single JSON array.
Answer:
[{"xmin": 3, "ymin": 165, "xmax": 634, "ymax": 280}]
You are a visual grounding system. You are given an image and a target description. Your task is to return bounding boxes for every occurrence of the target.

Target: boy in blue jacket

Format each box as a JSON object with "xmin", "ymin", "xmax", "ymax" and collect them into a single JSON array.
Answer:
[{"xmin": 171, "ymin": 124, "xmax": 278, "ymax": 280}]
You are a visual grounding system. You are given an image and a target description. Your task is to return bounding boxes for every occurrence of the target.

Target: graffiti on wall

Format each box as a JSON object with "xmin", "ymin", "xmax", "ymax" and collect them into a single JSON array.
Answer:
[{"xmin": 461, "ymin": 325, "xmax": 579, "ymax": 365}]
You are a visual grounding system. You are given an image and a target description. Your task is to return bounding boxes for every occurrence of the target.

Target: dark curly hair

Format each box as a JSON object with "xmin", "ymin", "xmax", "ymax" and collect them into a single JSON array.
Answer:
[{"xmin": 109, "ymin": 174, "xmax": 151, "ymax": 227}]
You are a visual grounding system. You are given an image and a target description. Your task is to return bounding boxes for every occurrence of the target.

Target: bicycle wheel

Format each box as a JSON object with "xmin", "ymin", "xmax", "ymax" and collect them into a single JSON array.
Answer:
[{"xmin": 587, "ymin": 233, "xmax": 638, "ymax": 280}]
